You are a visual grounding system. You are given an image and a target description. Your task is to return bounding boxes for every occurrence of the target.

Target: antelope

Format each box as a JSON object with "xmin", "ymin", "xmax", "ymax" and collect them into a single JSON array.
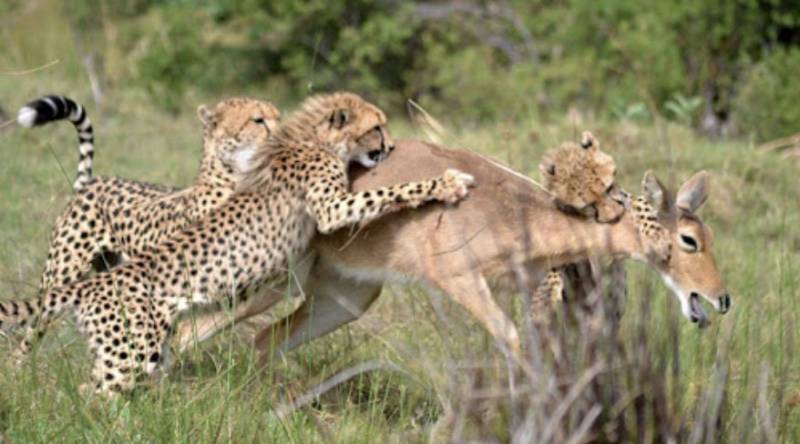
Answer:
[{"xmin": 174, "ymin": 139, "xmax": 731, "ymax": 362}]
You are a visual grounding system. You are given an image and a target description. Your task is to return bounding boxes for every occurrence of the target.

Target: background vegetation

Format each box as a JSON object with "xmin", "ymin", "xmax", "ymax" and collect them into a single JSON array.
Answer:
[{"xmin": 0, "ymin": 0, "xmax": 798, "ymax": 442}]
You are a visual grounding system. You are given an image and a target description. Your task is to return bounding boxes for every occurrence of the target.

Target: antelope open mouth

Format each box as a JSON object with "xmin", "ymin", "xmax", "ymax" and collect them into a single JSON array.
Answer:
[{"xmin": 689, "ymin": 293, "xmax": 710, "ymax": 329}]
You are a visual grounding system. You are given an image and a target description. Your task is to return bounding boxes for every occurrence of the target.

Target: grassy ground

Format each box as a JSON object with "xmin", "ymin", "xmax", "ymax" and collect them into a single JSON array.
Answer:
[{"xmin": 1, "ymin": 6, "xmax": 799, "ymax": 443}]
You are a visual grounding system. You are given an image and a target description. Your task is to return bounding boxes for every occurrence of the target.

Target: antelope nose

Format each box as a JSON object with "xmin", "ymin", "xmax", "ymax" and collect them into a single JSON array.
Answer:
[{"xmin": 718, "ymin": 294, "xmax": 731, "ymax": 314}]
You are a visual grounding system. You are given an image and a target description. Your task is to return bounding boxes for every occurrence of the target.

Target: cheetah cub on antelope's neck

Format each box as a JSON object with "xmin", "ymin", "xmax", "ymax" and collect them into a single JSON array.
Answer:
[
  {"xmin": 1, "ymin": 92, "xmax": 474, "ymax": 395},
  {"xmin": 532, "ymin": 131, "xmax": 629, "ymax": 323}
]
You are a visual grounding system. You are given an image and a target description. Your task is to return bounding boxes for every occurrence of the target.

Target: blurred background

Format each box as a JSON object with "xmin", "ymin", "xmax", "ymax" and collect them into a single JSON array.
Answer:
[
  {"xmin": 0, "ymin": 1, "xmax": 798, "ymax": 442},
  {"xmin": 2, "ymin": 0, "xmax": 800, "ymax": 140}
]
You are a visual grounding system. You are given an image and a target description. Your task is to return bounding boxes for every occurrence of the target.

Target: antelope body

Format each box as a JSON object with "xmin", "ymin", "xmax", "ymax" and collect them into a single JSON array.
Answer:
[{"xmin": 175, "ymin": 139, "xmax": 730, "ymax": 362}]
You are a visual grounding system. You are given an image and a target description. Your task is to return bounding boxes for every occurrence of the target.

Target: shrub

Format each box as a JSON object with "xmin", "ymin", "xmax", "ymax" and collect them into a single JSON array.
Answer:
[{"xmin": 735, "ymin": 48, "xmax": 800, "ymax": 141}]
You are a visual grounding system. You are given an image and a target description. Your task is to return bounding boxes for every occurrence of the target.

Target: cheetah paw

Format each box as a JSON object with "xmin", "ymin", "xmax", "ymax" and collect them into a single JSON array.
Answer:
[{"xmin": 436, "ymin": 169, "xmax": 476, "ymax": 204}]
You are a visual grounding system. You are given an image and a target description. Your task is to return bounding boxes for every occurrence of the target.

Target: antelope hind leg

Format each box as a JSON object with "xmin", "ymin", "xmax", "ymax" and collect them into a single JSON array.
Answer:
[{"xmin": 255, "ymin": 262, "xmax": 382, "ymax": 367}]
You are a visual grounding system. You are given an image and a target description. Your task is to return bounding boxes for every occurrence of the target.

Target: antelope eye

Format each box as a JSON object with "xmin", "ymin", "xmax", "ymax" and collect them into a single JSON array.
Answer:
[
  {"xmin": 253, "ymin": 117, "xmax": 266, "ymax": 124},
  {"xmin": 679, "ymin": 234, "xmax": 698, "ymax": 251}
]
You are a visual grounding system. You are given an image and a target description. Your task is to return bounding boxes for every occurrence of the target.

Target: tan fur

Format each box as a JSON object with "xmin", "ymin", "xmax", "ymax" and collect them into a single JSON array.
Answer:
[
  {"xmin": 174, "ymin": 140, "xmax": 731, "ymax": 366},
  {"xmin": 0, "ymin": 94, "xmax": 473, "ymax": 395},
  {"xmin": 41, "ymin": 97, "xmax": 280, "ymax": 290},
  {"xmin": 239, "ymin": 92, "xmax": 392, "ymax": 192},
  {"xmin": 539, "ymin": 131, "xmax": 626, "ymax": 223}
]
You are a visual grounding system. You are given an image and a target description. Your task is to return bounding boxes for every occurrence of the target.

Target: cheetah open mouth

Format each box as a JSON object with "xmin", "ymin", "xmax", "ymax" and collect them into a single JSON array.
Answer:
[
  {"xmin": 367, "ymin": 149, "xmax": 386, "ymax": 162},
  {"xmin": 689, "ymin": 293, "xmax": 710, "ymax": 329},
  {"xmin": 353, "ymin": 150, "xmax": 388, "ymax": 169}
]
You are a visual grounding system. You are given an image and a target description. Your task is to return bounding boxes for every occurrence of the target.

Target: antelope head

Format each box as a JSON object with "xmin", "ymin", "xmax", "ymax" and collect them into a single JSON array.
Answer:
[{"xmin": 632, "ymin": 170, "xmax": 730, "ymax": 327}]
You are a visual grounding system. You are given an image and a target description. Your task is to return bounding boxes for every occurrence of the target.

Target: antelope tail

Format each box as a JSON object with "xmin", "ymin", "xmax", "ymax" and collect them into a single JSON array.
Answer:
[{"xmin": 18, "ymin": 95, "xmax": 95, "ymax": 191}]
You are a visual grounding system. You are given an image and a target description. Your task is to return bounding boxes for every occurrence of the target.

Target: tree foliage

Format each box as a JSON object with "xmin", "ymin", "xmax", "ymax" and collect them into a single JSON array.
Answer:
[{"xmin": 55, "ymin": 0, "xmax": 800, "ymax": 138}]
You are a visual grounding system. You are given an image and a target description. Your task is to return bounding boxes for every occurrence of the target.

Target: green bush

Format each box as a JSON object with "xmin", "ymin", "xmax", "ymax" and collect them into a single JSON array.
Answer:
[
  {"xmin": 49, "ymin": 0, "xmax": 800, "ymax": 126},
  {"xmin": 735, "ymin": 48, "xmax": 800, "ymax": 141}
]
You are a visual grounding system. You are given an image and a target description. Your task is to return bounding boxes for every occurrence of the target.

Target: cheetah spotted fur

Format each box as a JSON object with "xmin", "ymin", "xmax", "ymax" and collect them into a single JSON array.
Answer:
[
  {"xmin": 533, "ymin": 131, "xmax": 630, "ymax": 320},
  {"xmin": 1, "ymin": 92, "xmax": 474, "ymax": 395},
  {"xmin": 11, "ymin": 96, "xmax": 280, "ymax": 360}
]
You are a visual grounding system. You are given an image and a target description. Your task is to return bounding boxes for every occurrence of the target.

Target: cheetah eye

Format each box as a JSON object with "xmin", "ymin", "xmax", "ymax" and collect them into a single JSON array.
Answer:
[{"xmin": 679, "ymin": 234, "xmax": 699, "ymax": 252}]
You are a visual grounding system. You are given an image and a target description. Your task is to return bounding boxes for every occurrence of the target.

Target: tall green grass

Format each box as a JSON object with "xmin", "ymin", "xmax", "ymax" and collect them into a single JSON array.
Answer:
[{"xmin": 1, "ymin": 4, "xmax": 798, "ymax": 442}]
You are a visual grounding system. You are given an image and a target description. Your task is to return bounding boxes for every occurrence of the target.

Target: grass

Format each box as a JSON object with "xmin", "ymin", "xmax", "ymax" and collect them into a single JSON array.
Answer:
[{"xmin": 1, "ymin": 4, "xmax": 799, "ymax": 443}]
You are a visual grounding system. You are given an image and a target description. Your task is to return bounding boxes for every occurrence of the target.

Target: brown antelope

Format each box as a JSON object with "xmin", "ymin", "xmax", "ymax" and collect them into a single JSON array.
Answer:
[{"xmin": 174, "ymin": 139, "xmax": 731, "ymax": 362}]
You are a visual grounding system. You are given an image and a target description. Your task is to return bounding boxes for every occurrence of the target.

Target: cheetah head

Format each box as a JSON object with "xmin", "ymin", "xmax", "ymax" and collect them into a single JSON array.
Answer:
[
  {"xmin": 308, "ymin": 92, "xmax": 395, "ymax": 168},
  {"xmin": 197, "ymin": 97, "xmax": 281, "ymax": 173},
  {"xmin": 539, "ymin": 131, "xmax": 628, "ymax": 223}
]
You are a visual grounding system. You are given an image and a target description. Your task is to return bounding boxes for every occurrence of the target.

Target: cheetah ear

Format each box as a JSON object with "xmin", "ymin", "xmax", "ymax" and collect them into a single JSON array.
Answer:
[
  {"xmin": 675, "ymin": 170, "xmax": 710, "ymax": 214},
  {"xmin": 197, "ymin": 105, "xmax": 216, "ymax": 127},
  {"xmin": 580, "ymin": 131, "xmax": 597, "ymax": 151},
  {"xmin": 329, "ymin": 109, "xmax": 350, "ymax": 129},
  {"xmin": 539, "ymin": 160, "xmax": 556, "ymax": 176},
  {"xmin": 641, "ymin": 170, "xmax": 672, "ymax": 214}
]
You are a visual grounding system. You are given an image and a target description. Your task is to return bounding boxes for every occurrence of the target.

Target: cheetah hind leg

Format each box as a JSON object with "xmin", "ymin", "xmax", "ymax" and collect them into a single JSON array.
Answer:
[
  {"xmin": 15, "ymin": 242, "xmax": 105, "ymax": 364},
  {"xmin": 84, "ymin": 306, "xmax": 164, "ymax": 396}
]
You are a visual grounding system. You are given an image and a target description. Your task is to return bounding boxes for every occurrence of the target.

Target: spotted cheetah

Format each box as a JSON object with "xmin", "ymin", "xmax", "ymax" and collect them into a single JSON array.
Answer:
[
  {"xmin": 12, "ymin": 95, "xmax": 281, "ymax": 359},
  {"xmin": 1, "ymin": 92, "xmax": 474, "ymax": 395},
  {"xmin": 533, "ymin": 131, "xmax": 630, "ymax": 322},
  {"xmin": 539, "ymin": 131, "xmax": 629, "ymax": 223}
]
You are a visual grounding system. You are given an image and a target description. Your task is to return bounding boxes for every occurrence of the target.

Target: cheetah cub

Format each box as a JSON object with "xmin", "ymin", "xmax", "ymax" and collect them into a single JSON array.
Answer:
[
  {"xmin": 1, "ymin": 92, "xmax": 474, "ymax": 395},
  {"xmin": 539, "ymin": 131, "xmax": 629, "ymax": 223},
  {"xmin": 532, "ymin": 131, "xmax": 629, "ymax": 324},
  {"xmin": 12, "ymin": 95, "xmax": 281, "ymax": 359}
]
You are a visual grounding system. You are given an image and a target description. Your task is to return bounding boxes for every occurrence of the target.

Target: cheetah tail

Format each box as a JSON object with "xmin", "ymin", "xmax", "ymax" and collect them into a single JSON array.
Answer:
[
  {"xmin": 0, "ymin": 296, "xmax": 43, "ymax": 333},
  {"xmin": 0, "ymin": 290, "xmax": 73, "ymax": 333},
  {"xmin": 17, "ymin": 95, "xmax": 95, "ymax": 191}
]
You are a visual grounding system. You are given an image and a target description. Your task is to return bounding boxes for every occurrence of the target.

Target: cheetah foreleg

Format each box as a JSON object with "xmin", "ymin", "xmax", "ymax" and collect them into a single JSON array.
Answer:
[{"xmin": 309, "ymin": 168, "xmax": 475, "ymax": 234}]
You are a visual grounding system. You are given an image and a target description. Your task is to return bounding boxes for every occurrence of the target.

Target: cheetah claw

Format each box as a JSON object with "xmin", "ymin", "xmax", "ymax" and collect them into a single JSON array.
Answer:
[{"xmin": 439, "ymin": 169, "xmax": 476, "ymax": 204}]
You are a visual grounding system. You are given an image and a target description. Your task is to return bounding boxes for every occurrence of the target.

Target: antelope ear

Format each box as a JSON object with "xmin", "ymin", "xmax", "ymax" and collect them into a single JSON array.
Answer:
[
  {"xmin": 641, "ymin": 170, "xmax": 671, "ymax": 213},
  {"xmin": 329, "ymin": 108, "xmax": 350, "ymax": 129},
  {"xmin": 676, "ymin": 170, "xmax": 710, "ymax": 213},
  {"xmin": 197, "ymin": 105, "xmax": 216, "ymax": 127},
  {"xmin": 580, "ymin": 131, "xmax": 597, "ymax": 151}
]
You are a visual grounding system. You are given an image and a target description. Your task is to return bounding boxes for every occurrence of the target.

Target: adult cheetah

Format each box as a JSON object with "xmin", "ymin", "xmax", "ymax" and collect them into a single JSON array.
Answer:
[
  {"xmin": 1, "ymin": 92, "xmax": 474, "ymax": 395},
  {"xmin": 12, "ymin": 95, "xmax": 281, "ymax": 358}
]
